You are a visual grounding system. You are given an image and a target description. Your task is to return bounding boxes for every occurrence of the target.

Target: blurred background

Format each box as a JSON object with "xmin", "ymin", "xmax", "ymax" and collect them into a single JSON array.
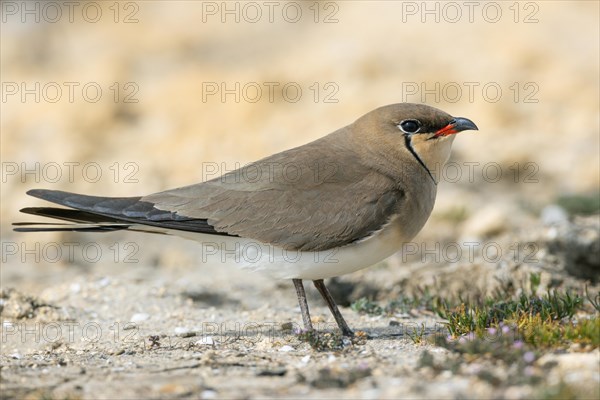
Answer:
[{"xmin": 1, "ymin": 1, "xmax": 599, "ymax": 290}]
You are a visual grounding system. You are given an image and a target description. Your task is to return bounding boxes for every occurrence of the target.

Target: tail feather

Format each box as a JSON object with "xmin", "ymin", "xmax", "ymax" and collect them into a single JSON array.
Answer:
[
  {"xmin": 13, "ymin": 224, "xmax": 129, "ymax": 233},
  {"xmin": 19, "ymin": 206, "xmax": 122, "ymax": 224},
  {"xmin": 14, "ymin": 206, "xmax": 131, "ymax": 232},
  {"xmin": 14, "ymin": 189, "xmax": 235, "ymax": 237},
  {"xmin": 26, "ymin": 189, "xmax": 146, "ymax": 217}
]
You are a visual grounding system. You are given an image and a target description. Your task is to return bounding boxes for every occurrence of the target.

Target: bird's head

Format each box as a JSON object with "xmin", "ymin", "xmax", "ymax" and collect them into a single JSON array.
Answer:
[{"xmin": 354, "ymin": 103, "xmax": 478, "ymax": 183}]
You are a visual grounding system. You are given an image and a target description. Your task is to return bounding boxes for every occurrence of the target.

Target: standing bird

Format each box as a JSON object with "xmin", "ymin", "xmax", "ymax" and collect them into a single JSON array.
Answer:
[{"xmin": 15, "ymin": 103, "xmax": 478, "ymax": 337}]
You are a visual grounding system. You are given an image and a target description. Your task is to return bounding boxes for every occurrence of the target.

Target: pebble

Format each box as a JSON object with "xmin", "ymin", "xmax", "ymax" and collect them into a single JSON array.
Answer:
[
  {"xmin": 541, "ymin": 205, "xmax": 568, "ymax": 225},
  {"xmin": 279, "ymin": 345, "xmax": 294, "ymax": 352},
  {"xmin": 195, "ymin": 336, "xmax": 214, "ymax": 345},
  {"xmin": 130, "ymin": 313, "xmax": 150, "ymax": 323},
  {"xmin": 462, "ymin": 204, "xmax": 511, "ymax": 238},
  {"xmin": 201, "ymin": 390, "xmax": 218, "ymax": 399},
  {"xmin": 174, "ymin": 326, "xmax": 190, "ymax": 335},
  {"xmin": 96, "ymin": 277, "xmax": 111, "ymax": 287}
]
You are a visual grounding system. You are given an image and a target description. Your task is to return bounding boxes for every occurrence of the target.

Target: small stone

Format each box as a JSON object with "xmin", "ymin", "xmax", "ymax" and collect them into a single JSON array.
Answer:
[
  {"xmin": 130, "ymin": 313, "xmax": 150, "ymax": 323},
  {"xmin": 568, "ymin": 343, "xmax": 582, "ymax": 352},
  {"xmin": 257, "ymin": 368, "xmax": 287, "ymax": 376},
  {"xmin": 96, "ymin": 277, "xmax": 111, "ymax": 287},
  {"xmin": 174, "ymin": 326, "xmax": 192, "ymax": 336},
  {"xmin": 546, "ymin": 215, "xmax": 599, "ymax": 281},
  {"xmin": 541, "ymin": 205, "xmax": 568, "ymax": 225},
  {"xmin": 195, "ymin": 336, "xmax": 214, "ymax": 345},
  {"xmin": 462, "ymin": 204, "xmax": 511, "ymax": 238},
  {"xmin": 280, "ymin": 322, "xmax": 294, "ymax": 331},
  {"xmin": 201, "ymin": 390, "xmax": 217, "ymax": 399},
  {"xmin": 279, "ymin": 345, "xmax": 294, "ymax": 352}
]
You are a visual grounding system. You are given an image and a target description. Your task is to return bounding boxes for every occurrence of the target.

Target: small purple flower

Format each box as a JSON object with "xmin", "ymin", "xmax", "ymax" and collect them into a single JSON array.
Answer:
[
  {"xmin": 513, "ymin": 340, "xmax": 524, "ymax": 349},
  {"xmin": 523, "ymin": 351, "xmax": 535, "ymax": 363},
  {"xmin": 501, "ymin": 325, "xmax": 511, "ymax": 334},
  {"xmin": 459, "ymin": 332, "xmax": 475, "ymax": 344},
  {"xmin": 487, "ymin": 327, "xmax": 497, "ymax": 336}
]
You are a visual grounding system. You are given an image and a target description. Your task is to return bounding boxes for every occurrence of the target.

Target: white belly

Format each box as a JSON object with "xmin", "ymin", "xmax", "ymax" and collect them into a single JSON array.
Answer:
[{"xmin": 164, "ymin": 217, "xmax": 408, "ymax": 280}]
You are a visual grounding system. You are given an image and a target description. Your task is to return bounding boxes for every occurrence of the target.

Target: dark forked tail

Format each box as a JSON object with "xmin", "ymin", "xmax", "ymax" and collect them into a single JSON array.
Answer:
[{"xmin": 14, "ymin": 189, "xmax": 233, "ymax": 236}]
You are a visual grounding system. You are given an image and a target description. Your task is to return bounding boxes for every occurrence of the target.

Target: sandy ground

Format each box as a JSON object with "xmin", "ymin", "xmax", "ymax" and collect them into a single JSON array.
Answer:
[
  {"xmin": 2, "ymin": 218, "xmax": 599, "ymax": 399},
  {"xmin": 1, "ymin": 1, "xmax": 599, "ymax": 399}
]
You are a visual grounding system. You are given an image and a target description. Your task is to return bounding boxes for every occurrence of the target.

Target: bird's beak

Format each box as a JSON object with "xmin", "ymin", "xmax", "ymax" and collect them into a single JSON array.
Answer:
[{"xmin": 435, "ymin": 117, "xmax": 479, "ymax": 137}]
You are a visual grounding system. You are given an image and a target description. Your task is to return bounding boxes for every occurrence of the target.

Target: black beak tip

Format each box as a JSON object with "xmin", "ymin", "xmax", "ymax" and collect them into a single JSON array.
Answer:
[{"xmin": 453, "ymin": 117, "xmax": 479, "ymax": 132}]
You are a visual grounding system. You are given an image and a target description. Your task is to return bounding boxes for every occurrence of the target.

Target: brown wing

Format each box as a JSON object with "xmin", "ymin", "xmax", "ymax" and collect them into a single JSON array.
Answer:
[{"xmin": 143, "ymin": 130, "xmax": 405, "ymax": 251}]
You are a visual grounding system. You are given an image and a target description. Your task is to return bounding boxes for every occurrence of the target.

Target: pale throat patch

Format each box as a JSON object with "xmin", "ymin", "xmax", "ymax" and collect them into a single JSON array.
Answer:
[{"xmin": 414, "ymin": 135, "xmax": 456, "ymax": 183}]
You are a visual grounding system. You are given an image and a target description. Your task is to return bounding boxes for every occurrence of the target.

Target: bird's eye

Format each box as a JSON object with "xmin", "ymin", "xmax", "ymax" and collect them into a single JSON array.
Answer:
[{"xmin": 399, "ymin": 119, "xmax": 421, "ymax": 134}]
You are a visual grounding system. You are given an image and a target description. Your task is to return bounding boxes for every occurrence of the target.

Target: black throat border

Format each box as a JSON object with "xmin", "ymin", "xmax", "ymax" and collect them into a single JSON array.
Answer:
[{"xmin": 404, "ymin": 135, "xmax": 437, "ymax": 185}]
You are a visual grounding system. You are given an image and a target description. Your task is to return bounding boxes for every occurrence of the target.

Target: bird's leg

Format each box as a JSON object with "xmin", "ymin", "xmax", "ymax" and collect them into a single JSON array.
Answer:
[
  {"xmin": 292, "ymin": 279, "xmax": 314, "ymax": 333},
  {"xmin": 313, "ymin": 279, "xmax": 354, "ymax": 337}
]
